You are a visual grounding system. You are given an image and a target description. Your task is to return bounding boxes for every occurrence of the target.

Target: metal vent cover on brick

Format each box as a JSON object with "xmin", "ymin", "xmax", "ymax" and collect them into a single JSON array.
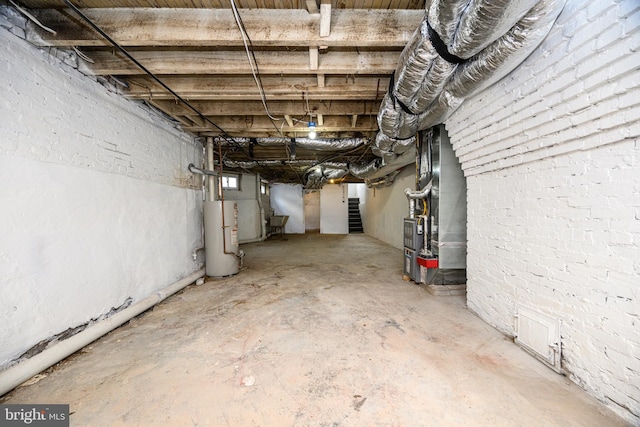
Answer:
[{"xmin": 515, "ymin": 305, "xmax": 562, "ymax": 373}]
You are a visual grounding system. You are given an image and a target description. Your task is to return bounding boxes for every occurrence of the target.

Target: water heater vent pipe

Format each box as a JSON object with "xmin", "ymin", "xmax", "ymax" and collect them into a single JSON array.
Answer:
[{"xmin": 404, "ymin": 179, "xmax": 433, "ymax": 219}]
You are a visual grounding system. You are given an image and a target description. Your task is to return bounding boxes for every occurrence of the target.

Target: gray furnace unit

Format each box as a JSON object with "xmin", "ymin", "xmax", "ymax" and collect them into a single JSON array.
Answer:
[{"xmin": 403, "ymin": 125, "xmax": 466, "ymax": 290}]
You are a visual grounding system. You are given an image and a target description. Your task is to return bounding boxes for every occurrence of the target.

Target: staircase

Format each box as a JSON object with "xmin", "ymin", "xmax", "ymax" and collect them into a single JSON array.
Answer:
[{"xmin": 348, "ymin": 198, "xmax": 364, "ymax": 233}]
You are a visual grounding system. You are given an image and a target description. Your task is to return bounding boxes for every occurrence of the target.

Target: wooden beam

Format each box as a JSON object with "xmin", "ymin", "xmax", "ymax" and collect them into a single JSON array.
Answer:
[
  {"xmin": 26, "ymin": 9, "xmax": 422, "ymax": 48},
  {"xmin": 79, "ymin": 50, "xmax": 400, "ymax": 76},
  {"xmin": 165, "ymin": 100, "xmax": 380, "ymax": 116},
  {"xmin": 317, "ymin": 114, "xmax": 324, "ymax": 126},
  {"xmin": 123, "ymin": 76, "xmax": 391, "ymax": 101},
  {"xmin": 320, "ymin": 0, "xmax": 332, "ymax": 37},
  {"xmin": 284, "ymin": 115, "xmax": 294, "ymax": 127},
  {"xmin": 317, "ymin": 74, "xmax": 325, "ymax": 88},
  {"xmin": 309, "ymin": 47, "xmax": 319, "ymax": 71},
  {"xmin": 351, "ymin": 114, "xmax": 358, "ymax": 128},
  {"xmin": 305, "ymin": 0, "xmax": 319, "ymax": 14}
]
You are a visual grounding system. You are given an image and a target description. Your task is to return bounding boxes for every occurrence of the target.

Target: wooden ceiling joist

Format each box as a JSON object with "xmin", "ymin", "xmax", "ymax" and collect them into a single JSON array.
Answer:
[
  {"xmin": 26, "ymin": 9, "xmax": 423, "ymax": 48},
  {"xmin": 164, "ymin": 100, "xmax": 379, "ymax": 116},
  {"xmin": 78, "ymin": 50, "xmax": 401, "ymax": 76},
  {"xmin": 14, "ymin": 0, "xmax": 423, "ymax": 182},
  {"xmin": 123, "ymin": 76, "xmax": 389, "ymax": 101},
  {"xmin": 19, "ymin": 0, "xmax": 424, "ymax": 9}
]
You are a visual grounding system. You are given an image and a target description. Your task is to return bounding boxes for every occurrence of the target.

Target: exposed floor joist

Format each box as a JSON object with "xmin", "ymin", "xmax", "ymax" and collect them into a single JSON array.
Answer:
[
  {"xmin": 15, "ymin": 0, "xmax": 424, "ymax": 183},
  {"xmin": 122, "ymin": 76, "xmax": 389, "ymax": 101},
  {"xmin": 26, "ymin": 9, "xmax": 423, "ymax": 47},
  {"xmin": 77, "ymin": 50, "xmax": 401, "ymax": 76}
]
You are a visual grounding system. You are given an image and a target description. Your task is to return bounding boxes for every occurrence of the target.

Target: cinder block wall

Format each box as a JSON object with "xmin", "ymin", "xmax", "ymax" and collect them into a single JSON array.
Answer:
[
  {"xmin": 446, "ymin": 0, "xmax": 639, "ymax": 423},
  {"xmin": 0, "ymin": 25, "xmax": 204, "ymax": 369}
]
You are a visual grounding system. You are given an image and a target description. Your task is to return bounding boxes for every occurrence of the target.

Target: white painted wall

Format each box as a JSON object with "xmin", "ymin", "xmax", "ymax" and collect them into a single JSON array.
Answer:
[
  {"xmin": 0, "ymin": 26, "xmax": 203, "ymax": 369},
  {"xmin": 320, "ymin": 184, "xmax": 349, "ymax": 234},
  {"xmin": 445, "ymin": 0, "xmax": 640, "ymax": 423},
  {"xmin": 348, "ymin": 183, "xmax": 365, "ymax": 199},
  {"xmin": 270, "ymin": 184, "xmax": 304, "ymax": 234},
  {"xmin": 362, "ymin": 167, "xmax": 414, "ymax": 249},
  {"xmin": 304, "ymin": 191, "xmax": 321, "ymax": 230}
]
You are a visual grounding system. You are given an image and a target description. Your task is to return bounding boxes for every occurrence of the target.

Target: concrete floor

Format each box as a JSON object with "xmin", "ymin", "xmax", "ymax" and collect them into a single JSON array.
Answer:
[{"xmin": 1, "ymin": 234, "xmax": 630, "ymax": 426}]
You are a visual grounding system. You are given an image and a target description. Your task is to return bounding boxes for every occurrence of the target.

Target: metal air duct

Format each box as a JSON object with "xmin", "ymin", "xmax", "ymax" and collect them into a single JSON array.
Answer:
[{"xmin": 368, "ymin": 0, "xmax": 567, "ymax": 182}]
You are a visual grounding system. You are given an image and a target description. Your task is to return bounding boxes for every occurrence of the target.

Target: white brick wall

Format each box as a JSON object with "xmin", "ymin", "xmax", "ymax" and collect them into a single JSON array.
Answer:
[
  {"xmin": 446, "ymin": 0, "xmax": 640, "ymax": 423},
  {"xmin": 0, "ymin": 26, "xmax": 204, "ymax": 369}
]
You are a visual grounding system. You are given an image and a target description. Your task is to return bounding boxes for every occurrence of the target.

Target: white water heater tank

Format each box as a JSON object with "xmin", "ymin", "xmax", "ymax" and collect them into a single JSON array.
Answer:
[{"xmin": 204, "ymin": 200, "xmax": 239, "ymax": 277}]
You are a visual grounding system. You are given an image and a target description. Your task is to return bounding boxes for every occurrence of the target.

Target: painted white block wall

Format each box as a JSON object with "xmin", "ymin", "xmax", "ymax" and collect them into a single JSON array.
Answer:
[
  {"xmin": 445, "ymin": 0, "xmax": 640, "ymax": 423},
  {"xmin": 270, "ymin": 184, "xmax": 305, "ymax": 234},
  {"xmin": 0, "ymin": 28, "xmax": 203, "ymax": 369},
  {"xmin": 362, "ymin": 167, "xmax": 414, "ymax": 249},
  {"xmin": 320, "ymin": 184, "xmax": 349, "ymax": 234}
]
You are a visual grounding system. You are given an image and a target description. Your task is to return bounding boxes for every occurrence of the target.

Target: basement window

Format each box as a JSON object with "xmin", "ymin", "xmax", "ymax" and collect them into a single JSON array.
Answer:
[{"xmin": 222, "ymin": 174, "xmax": 240, "ymax": 190}]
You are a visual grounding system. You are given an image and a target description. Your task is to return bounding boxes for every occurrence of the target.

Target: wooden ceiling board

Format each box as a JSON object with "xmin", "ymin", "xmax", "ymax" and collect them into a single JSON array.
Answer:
[{"xmin": 12, "ymin": 0, "xmax": 422, "ymax": 183}]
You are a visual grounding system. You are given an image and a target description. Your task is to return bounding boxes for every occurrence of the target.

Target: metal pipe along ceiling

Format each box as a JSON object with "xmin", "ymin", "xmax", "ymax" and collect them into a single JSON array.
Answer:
[{"xmin": 367, "ymin": 0, "xmax": 567, "ymax": 184}]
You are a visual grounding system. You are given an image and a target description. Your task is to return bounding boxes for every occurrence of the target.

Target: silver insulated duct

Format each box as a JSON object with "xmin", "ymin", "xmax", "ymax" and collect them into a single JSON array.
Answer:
[
  {"xmin": 366, "ymin": 0, "xmax": 567, "ymax": 181},
  {"xmin": 213, "ymin": 137, "xmax": 367, "ymax": 151}
]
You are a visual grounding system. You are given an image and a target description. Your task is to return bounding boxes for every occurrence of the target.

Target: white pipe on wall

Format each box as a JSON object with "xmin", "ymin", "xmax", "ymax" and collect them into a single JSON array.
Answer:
[
  {"xmin": 0, "ymin": 268, "xmax": 205, "ymax": 397},
  {"xmin": 256, "ymin": 174, "xmax": 267, "ymax": 241},
  {"xmin": 206, "ymin": 138, "xmax": 216, "ymax": 202}
]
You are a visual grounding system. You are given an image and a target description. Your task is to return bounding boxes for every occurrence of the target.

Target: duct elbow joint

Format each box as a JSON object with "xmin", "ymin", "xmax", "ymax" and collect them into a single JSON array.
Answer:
[{"xmin": 404, "ymin": 179, "xmax": 433, "ymax": 200}]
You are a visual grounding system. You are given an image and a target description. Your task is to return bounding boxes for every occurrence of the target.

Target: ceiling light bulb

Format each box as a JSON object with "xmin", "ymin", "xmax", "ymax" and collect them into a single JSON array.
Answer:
[{"xmin": 308, "ymin": 121, "xmax": 317, "ymax": 139}]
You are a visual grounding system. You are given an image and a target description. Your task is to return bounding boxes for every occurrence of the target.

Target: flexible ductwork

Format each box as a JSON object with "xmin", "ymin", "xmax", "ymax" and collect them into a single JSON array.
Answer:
[
  {"xmin": 367, "ymin": 0, "xmax": 566, "ymax": 182},
  {"xmin": 377, "ymin": 91, "xmax": 420, "ymax": 140},
  {"xmin": 428, "ymin": 0, "xmax": 540, "ymax": 59},
  {"xmin": 223, "ymin": 159, "xmax": 348, "ymax": 170},
  {"xmin": 351, "ymin": 148, "xmax": 416, "ymax": 181},
  {"xmin": 371, "ymin": 146, "xmax": 396, "ymax": 164},
  {"xmin": 375, "ymin": 133, "xmax": 398, "ymax": 151},
  {"xmin": 392, "ymin": 137, "xmax": 416, "ymax": 154},
  {"xmin": 213, "ymin": 137, "xmax": 367, "ymax": 151},
  {"xmin": 374, "ymin": 133, "xmax": 416, "ymax": 154},
  {"xmin": 392, "ymin": 20, "xmax": 457, "ymax": 115},
  {"xmin": 304, "ymin": 166, "xmax": 349, "ymax": 189},
  {"xmin": 443, "ymin": 0, "xmax": 566, "ymax": 100},
  {"xmin": 224, "ymin": 159, "xmax": 316, "ymax": 169},
  {"xmin": 349, "ymin": 158, "xmax": 382, "ymax": 179}
]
